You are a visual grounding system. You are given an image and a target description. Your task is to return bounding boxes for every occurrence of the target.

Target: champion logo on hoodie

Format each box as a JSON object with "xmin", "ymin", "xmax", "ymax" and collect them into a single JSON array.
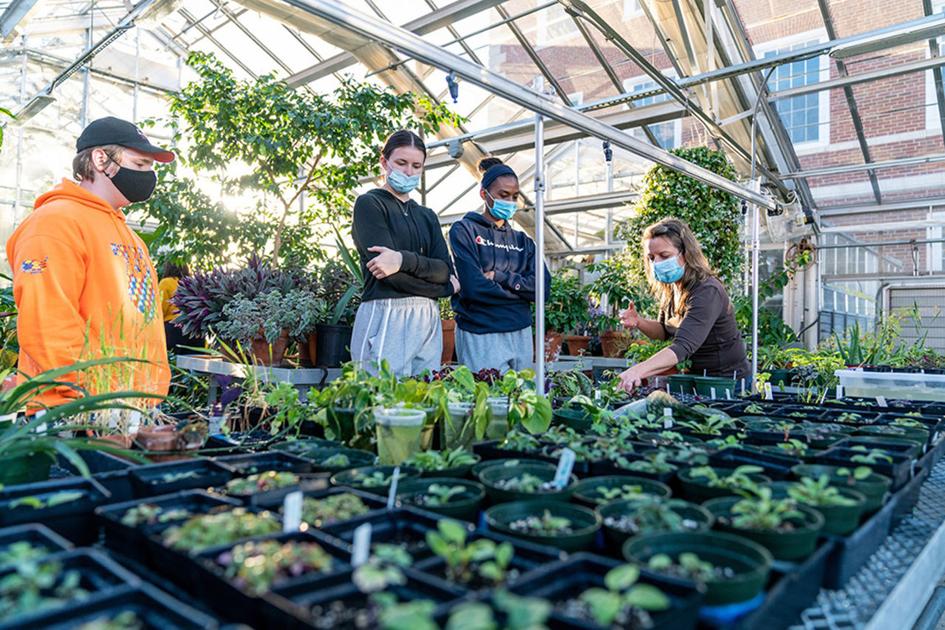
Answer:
[{"xmin": 474, "ymin": 234, "xmax": 525, "ymax": 252}]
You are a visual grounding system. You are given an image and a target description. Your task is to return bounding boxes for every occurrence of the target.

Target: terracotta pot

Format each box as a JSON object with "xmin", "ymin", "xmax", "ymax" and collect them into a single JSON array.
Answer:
[
  {"xmin": 298, "ymin": 332, "xmax": 318, "ymax": 367},
  {"xmin": 441, "ymin": 319, "xmax": 456, "ymax": 365},
  {"xmin": 599, "ymin": 330, "xmax": 632, "ymax": 358},
  {"xmin": 544, "ymin": 331, "xmax": 564, "ymax": 362},
  {"xmin": 134, "ymin": 425, "xmax": 179, "ymax": 451},
  {"xmin": 95, "ymin": 434, "xmax": 134, "ymax": 449},
  {"xmin": 251, "ymin": 329, "xmax": 290, "ymax": 366},
  {"xmin": 564, "ymin": 334, "xmax": 591, "ymax": 356}
]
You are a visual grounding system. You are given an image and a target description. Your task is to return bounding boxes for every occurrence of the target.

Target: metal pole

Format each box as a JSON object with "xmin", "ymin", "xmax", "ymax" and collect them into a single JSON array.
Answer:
[
  {"xmin": 277, "ymin": 0, "xmax": 775, "ymax": 210},
  {"xmin": 750, "ymin": 180, "xmax": 761, "ymax": 391},
  {"xmin": 534, "ymin": 79, "xmax": 547, "ymax": 394}
]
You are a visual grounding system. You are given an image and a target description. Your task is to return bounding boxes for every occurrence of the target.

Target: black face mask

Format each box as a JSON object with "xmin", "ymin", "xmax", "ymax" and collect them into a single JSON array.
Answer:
[{"xmin": 106, "ymin": 158, "xmax": 157, "ymax": 203}]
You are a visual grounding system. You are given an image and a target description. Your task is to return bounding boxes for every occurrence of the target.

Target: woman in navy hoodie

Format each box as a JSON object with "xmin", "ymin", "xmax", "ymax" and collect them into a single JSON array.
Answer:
[{"xmin": 449, "ymin": 158, "xmax": 550, "ymax": 372}]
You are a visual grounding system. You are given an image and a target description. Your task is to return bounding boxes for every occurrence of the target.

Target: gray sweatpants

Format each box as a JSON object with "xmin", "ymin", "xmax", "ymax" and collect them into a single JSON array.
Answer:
[
  {"xmin": 456, "ymin": 326, "xmax": 534, "ymax": 373},
  {"xmin": 351, "ymin": 296, "xmax": 441, "ymax": 377}
]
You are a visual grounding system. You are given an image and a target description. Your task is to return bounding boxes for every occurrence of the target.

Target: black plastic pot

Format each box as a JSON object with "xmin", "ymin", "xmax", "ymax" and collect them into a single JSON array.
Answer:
[
  {"xmin": 677, "ymin": 467, "xmax": 772, "ymax": 504},
  {"xmin": 791, "ymin": 464, "xmax": 892, "ymax": 513},
  {"xmin": 323, "ymin": 507, "xmax": 461, "ymax": 562},
  {"xmin": 597, "ymin": 498, "xmax": 713, "ymax": 550},
  {"xmin": 703, "ymin": 496, "xmax": 824, "ymax": 561},
  {"xmin": 708, "ymin": 448, "xmax": 798, "ymax": 480},
  {"xmin": 569, "ymin": 475, "xmax": 671, "ymax": 508},
  {"xmin": 0, "ymin": 523, "xmax": 72, "ymax": 569},
  {"xmin": 840, "ymin": 436, "xmax": 922, "ymax": 459},
  {"xmin": 767, "ymin": 481, "xmax": 866, "ymax": 536},
  {"xmin": 0, "ymin": 477, "xmax": 110, "ymax": 545},
  {"xmin": 272, "ymin": 438, "xmax": 342, "ymax": 456},
  {"xmin": 822, "ymin": 486, "xmax": 896, "ymax": 588},
  {"xmin": 484, "ymin": 499, "xmax": 600, "ymax": 552},
  {"xmin": 509, "ymin": 551, "xmax": 702, "ymax": 629},
  {"xmin": 478, "ymin": 461, "xmax": 575, "ymax": 504},
  {"xmin": 216, "ymin": 451, "xmax": 314, "ymax": 476},
  {"xmin": 293, "ymin": 447, "xmax": 377, "ymax": 473},
  {"xmin": 20, "ymin": 584, "xmax": 220, "ymax": 629},
  {"xmin": 204, "ymin": 430, "xmax": 275, "ymax": 454},
  {"xmin": 253, "ymin": 486, "xmax": 387, "ymax": 531},
  {"xmin": 815, "ymin": 446, "xmax": 911, "ymax": 491},
  {"xmin": 329, "ymin": 465, "xmax": 421, "ymax": 495},
  {"xmin": 130, "ymin": 459, "xmax": 234, "ymax": 498},
  {"xmin": 396, "ymin": 477, "xmax": 485, "ymax": 521},
  {"xmin": 623, "ymin": 530, "xmax": 772, "ymax": 606},
  {"xmin": 315, "ymin": 324, "xmax": 352, "ymax": 368}
]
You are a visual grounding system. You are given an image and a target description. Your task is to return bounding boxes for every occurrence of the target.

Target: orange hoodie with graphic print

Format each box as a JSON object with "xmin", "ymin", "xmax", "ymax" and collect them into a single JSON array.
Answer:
[{"xmin": 6, "ymin": 179, "xmax": 170, "ymax": 409}]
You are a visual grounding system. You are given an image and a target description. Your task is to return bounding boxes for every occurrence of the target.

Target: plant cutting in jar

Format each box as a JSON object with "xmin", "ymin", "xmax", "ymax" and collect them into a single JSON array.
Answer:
[
  {"xmin": 490, "ymin": 370, "xmax": 552, "ymax": 435},
  {"xmin": 0, "ymin": 559, "xmax": 89, "ymax": 621},
  {"xmin": 647, "ymin": 552, "xmax": 737, "ymax": 583},
  {"xmin": 299, "ymin": 493, "xmax": 371, "ymax": 528},
  {"xmin": 224, "ymin": 471, "xmax": 300, "ymax": 495},
  {"xmin": 162, "ymin": 508, "xmax": 280, "ymax": 553},
  {"xmin": 571, "ymin": 564, "xmax": 670, "ymax": 628},
  {"xmin": 426, "ymin": 519, "xmax": 515, "ymax": 587},
  {"xmin": 403, "ymin": 448, "xmax": 477, "ymax": 473},
  {"xmin": 216, "ymin": 540, "xmax": 334, "ymax": 594},
  {"xmin": 688, "ymin": 465, "xmax": 764, "ymax": 491},
  {"xmin": 508, "ymin": 510, "xmax": 574, "ymax": 536},
  {"xmin": 787, "ymin": 476, "xmax": 859, "ymax": 507}
]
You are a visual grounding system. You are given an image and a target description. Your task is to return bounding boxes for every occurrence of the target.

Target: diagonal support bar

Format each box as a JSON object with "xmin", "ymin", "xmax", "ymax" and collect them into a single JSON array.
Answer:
[{"xmin": 275, "ymin": 0, "xmax": 775, "ymax": 210}]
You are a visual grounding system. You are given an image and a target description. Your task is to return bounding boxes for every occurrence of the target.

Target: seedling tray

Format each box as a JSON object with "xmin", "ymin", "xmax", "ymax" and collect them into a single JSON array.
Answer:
[
  {"xmin": 0, "ymin": 476, "xmax": 111, "ymax": 545},
  {"xmin": 323, "ymin": 507, "xmax": 464, "ymax": 563},
  {"xmin": 130, "ymin": 458, "xmax": 235, "ymax": 497},
  {"xmin": 816, "ymin": 447, "xmax": 913, "ymax": 490},
  {"xmin": 8, "ymin": 584, "xmax": 220, "ymax": 630},
  {"xmin": 253, "ymin": 486, "xmax": 388, "ymax": 529},
  {"xmin": 0, "ymin": 523, "xmax": 72, "ymax": 567},
  {"xmin": 709, "ymin": 448, "xmax": 798, "ymax": 480},
  {"xmin": 215, "ymin": 451, "xmax": 314, "ymax": 476},
  {"xmin": 508, "ymin": 552, "xmax": 702, "ymax": 630}
]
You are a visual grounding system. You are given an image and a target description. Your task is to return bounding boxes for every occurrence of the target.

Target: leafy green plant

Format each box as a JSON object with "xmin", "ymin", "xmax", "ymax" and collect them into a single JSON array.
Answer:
[
  {"xmin": 836, "ymin": 466, "xmax": 874, "ymax": 483},
  {"xmin": 0, "ymin": 543, "xmax": 52, "ymax": 571},
  {"xmin": 850, "ymin": 447, "xmax": 893, "ymax": 465},
  {"xmin": 545, "ymin": 272, "xmax": 590, "ymax": 334},
  {"xmin": 617, "ymin": 452, "xmax": 678, "ymax": 475},
  {"xmin": 603, "ymin": 497, "xmax": 703, "ymax": 536},
  {"xmin": 217, "ymin": 540, "xmax": 334, "ymax": 594},
  {"xmin": 300, "ymin": 493, "xmax": 371, "ymax": 528},
  {"xmin": 162, "ymin": 508, "xmax": 280, "ymax": 553},
  {"xmin": 119, "ymin": 504, "xmax": 191, "ymax": 527},
  {"xmin": 75, "ymin": 610, "xmax": 142, "ymax": 630},
  {"xmin": 403, "ymin": 448, "xmax": 476, "ymax": 472},
  {"xmin": 788, "ymin": 476, "xmax": 858, "ymax": 507},
  {"xmin": 445, "ymin": 590, "xmax": 551, "ymax": 630},
  {"xmin": 412, "ymin": 484, "xmax": 468, "ymax": 508},
  {"xmin": 0, "ymin": 559, "xmax": 88, "ymax": 621},
  {"xmin": 647, "ymin": 552, "xmax": 736, "ymax": 583},
  {"xmin": 8, "ymin": 490, "xmax": 85, "ymax": 510},
  {"xmin": 596, "ymin": 484, "xmax": 647, "ymax": 503},
  {"xmin": 225, "ymin": 471, "xmax": 300, "ymax": 495},
  {"xmin": 216, "ymin": 289, "xmax": 320, "ymax": 344},
  {"xmin": 727, "ymin": 487, "xmax": 804, "ymax": 531},
  {"xmin": 426, "ymin": 520, "xmax": 514, "ymax": 586},
  {"xmin": 494, "ymin": 473, "xmax": 559, "ymax": 493},
  {"xmin": 775, "ymin": 439, "xmax": 809, "ymax": 457},
  {"xmin": 688, "ymin": 465, "xmax": 763, "ymax": 491},
  {"xmin": 679, "ymin": 414, "xmax": 736, "ymax": 436},
  {"xmin": 508, "ymin": 510, "xmax": 573, "ymax": 535},
  {"xmin": 578, "ymin": 564, "xmax": 670, "ymax": 627},
  {"xmin": 360, "ymin": 471, "xmax": 394, "ymax": 488}
]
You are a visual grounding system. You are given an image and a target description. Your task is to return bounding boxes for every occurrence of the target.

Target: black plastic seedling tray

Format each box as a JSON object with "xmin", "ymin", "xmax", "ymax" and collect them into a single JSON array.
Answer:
[
  {"xmin": 709, "ymin": 448, "xmax": 798, "ymax": 480},
  {"xmin": 215, "ymin": 451, "xmax": 314, "ymax": 475},
  {"xmin": 0, "ymin": 523, "xmax": 73, "ymax": 568},
  {"xmin": 253, "ymin": 486, "xmax": 388, "ymax": 528},
  {"xmin": 323, "ymin": 507, "xmax": 464, "ymax": 563},
  {"xmin": 96, "ymin": 489, "xmax": 243, "ymax": 564},
  {"xmin": 0, "ymin": 476, "xmax": 111, "ymax": 545},
  {"xmin": 816, "ymin": 447, "xmax": 913, "ymax": 491},
  {"xmin": 130, "ymin": 458, "xmax": 235, "ymax": 497},
  {"xmin": 7, "ymin": 584, "xmax": 220, "ymax": 630},
  {"xmin": 508, "ymin": 552, "xmax": 702, "ymax": 630},
  {"xmin": 267, "ymin": 566, "xmax": 469, "ymax": 630},
  {"xmin": 204, "ymin": 430, "xmax": 275, "ymax": 454}
]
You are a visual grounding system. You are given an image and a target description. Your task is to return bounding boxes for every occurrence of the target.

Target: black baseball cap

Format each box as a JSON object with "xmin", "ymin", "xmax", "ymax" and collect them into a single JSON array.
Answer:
[{"xmin": 76, "ymin": 116, "xmax": 175, "ymax": 163}]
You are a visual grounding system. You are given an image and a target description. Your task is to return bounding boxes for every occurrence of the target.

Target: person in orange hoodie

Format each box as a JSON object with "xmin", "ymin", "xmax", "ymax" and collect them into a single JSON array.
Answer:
[{"xmin": 6, "ymin": 117, "xmax": 174, "ymax": 409}]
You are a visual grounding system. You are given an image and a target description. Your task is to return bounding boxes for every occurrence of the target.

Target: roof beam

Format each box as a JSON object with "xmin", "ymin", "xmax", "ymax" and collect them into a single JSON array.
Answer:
[
  {"xmin": 278, "ymin": 0, "xmax": 774, "ymax": 209},
  {"xmin": 494, "ymin": 4, "xmax": 572, "ymax": 105},
  {"xmin": 819, "ymin": 197, "xmax": 945, "ymax": 217},
  {"xmin": 786, "ymin": 153, "xmax": 945, "ymax": 179},
  {"xmin": 283, "ymin": 0, "xmax": 507, "ymax": 87},
  {"xmin": 0, "ymin": 0, "xmax": 41, "ymax": 41}
]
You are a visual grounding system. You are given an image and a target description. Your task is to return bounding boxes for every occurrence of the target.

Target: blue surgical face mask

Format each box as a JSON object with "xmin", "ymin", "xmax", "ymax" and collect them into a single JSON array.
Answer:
[
  {"xmin": 486, "ymin": 190, "xmax": 518, "ymax": 221},
  {"xmin": 387, "ymin": 167, "xmax": 420, "ymax": 194},
  {"xmin": 653, "ymin": 256, "xmax": 685, "ymax": 284}
]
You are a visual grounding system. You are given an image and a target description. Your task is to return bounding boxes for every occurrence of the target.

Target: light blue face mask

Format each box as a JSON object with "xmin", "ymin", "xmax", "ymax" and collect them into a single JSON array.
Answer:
[
  {"xmin": 653, "ymin": 256, "xmax": 685, "ymax": 284},
  {"xmin": 387, "ymin": 167, "xmax": 420, "ymax": 194},
  {"xmin": 486, "ymin": 190, "xmax": 518, "ymax": 221}
]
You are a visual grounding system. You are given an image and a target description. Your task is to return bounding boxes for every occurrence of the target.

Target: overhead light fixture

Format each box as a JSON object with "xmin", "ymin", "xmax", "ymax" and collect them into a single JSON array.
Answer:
[
  {"xmin": 830, "ymin": 14, "xmax": 945, "ymax": 59},
  {"xmin": 13, "ymin": 93, "xmax": 55, "ymax": 123}
]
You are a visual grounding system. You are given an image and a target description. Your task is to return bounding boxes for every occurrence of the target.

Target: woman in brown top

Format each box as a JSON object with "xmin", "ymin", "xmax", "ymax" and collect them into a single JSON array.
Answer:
[{"xmin": 618, "ymin": 217, "xmax": 749, "ymax": 392}]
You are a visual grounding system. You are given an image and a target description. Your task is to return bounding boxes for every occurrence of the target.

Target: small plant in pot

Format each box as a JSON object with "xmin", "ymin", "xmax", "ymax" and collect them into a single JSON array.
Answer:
[
  {"xmin": 329, "ymin": 466, "xmax": 420, "ymax": 495},
  {"xmin": 598, "ymin": 496, "xmax": 713, "ymax": 548},
  {"xmin": 570, "ymin": 475, "xmax": 671, "ymax": 508},
  {"xmin": 215, "ymin": 539, "xmax": 335, "ymax": 594},
  {"xmin": 558, "ymin": 563, "xmax": 671, "ymax": 628},
  {"xmin": 224, "ymin": 470, "xmax": 301, "ymax": 497},
  {"xmin": 782, "ymin": 476, "xmax": 866, "ymax": 535},
  {"xmin": 216, "ymin": 289, "xmax": 316, "ymax": 366},
  {"xmin": 298, "ymin": 493, "xmax": 373, "ymax": 528},
  {"xmin": 0, "ymin": 558, "xmax": 89, "ymax": 621},
  {"xmin": 704, "ymin": 486, "xmax": 824, "ymax": 561},
  {"xmin": 397, "ymin": 478, "xmax": 485, "ymax": 521},
  {"xmin": 678, "ymin": 465, "xmax": 770, "ymax": 503},
  {"xmin": 478, "ymin": 461, "xmax": 575, "ymax": 503},
  {"xmin": 402, "ymin": 447, "xmax": 480, "ymax": 477},
  {"xmin": 792, "ymin": 464, "xmax": 892, "ymax": 513},
  {"xmin": 161, "ymin": 508, "xmax": 281, "ymax": 553},
  {"xmin": 484, "ymin": 500, "xmax": 601, "ymax": 552},
  {"xmin": 424, "ymin": 519, "xmax": 517, "ymax": 589}
]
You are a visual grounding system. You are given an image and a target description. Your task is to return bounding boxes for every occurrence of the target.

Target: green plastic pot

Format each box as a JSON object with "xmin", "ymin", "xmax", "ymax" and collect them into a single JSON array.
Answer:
[
  {"xmin": 552, "ymin": 407, "xmax": 595, "ymax": 432},
  {"xmin": 792, "ymin": 464, "xmax": 892, "ymax": 513},
  {"xmin": 485, "ymin": 499, "xmax": 600, "ymax": 552},
  {"xmin": 272, "ymin": 437, "xmax": 340, "ymax": 455},
  {"xmin": 767, "ymin": 369, "xmax": 792, "ymax": 386},
  {"xmin": 598, "ymin": 498, "xmax": 712, "ymax": 548},
  {"xmin": 767, "ymin": 481, "xmax": 866, "ymax": 536},
  {"xmin": 471, "ymin": 458, "xmax": 526, "ymax": 480},
  {"xmin": 691, "ymin": 376, "xmax": 737, "ymax": 398},
  {"xmin": 848, "ymin": 434, "xmax": 924, "ymax": 456},
  {"xmin": 569, "ymin": 475, "xmax": 671, "ymax": 508},
  {"xmin": 478, "ymin": 461, "xmax": 575, "ymax": 504},
  {"xmin": 854, "ymin": 425, "xmax": 929, "ymax": 447},
  {"xmin": 0, "ymin": 451, "xmax": 52, "ymax": 487},
  {"xmin": 302, "ymin": 447, "xmax": 377, "ymax": 473},
  {"xmin": 396, "ymin": 477, "xmax": 485, "ymax": 521},
  {"xmin": 703, "ymin": 496, "xmax": 824, "ymax": 561},
  {"xmin": 666, "ymin": 375, "xmax": 696, "ymax": 397},
  {"xmin": 329, "ymin": 465, "xmax": 421, "ymax": 495},
  {"xmin": 414, "ymin": 454, "xmax": 481, "ymax": 479},
  {"xmin": 677, "ymin": 467, "xmax": 772, "ymax": 504},
  {"xmin": 623, "ymin": 530, "xmax": 773, "ymax": 606}
]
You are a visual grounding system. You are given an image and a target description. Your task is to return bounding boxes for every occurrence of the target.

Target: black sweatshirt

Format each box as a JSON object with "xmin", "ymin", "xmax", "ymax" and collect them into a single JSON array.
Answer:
[
  {"xmin": 352, "ymin": 188, "xmax": 453, "ymax": 302},
  {"xmin": 661, "ymin": 276, "xmax": 750, "ymax": 379},
  {"xmin": 449, "ymin": 211, "xmax": 550, "ymax": 334}
]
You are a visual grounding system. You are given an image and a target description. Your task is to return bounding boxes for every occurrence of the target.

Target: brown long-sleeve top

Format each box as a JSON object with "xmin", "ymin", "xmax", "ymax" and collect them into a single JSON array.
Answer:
[{"xmin": 660, "ymin": 276, "xmax": 750, "ymax": 379}]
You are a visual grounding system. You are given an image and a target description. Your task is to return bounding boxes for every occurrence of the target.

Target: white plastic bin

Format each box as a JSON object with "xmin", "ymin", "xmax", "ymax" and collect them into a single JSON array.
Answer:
[{"xmin": 835, "ymin": 369, "xmax": 945, "ymax": 402}]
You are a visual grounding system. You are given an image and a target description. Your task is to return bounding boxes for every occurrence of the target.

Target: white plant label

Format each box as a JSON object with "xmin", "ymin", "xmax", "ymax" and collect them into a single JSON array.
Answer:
[
  {"xmin": 553, "ymin": 448, "xmax": 576, "ymax": 490},
  {"xmin": 725, "ymin": 389, "xmax": 732, "ymax": 400},
  {"xmin": 836, "ymin": 385, "xmax": 844, "ymax": 399},
  {"xmin": 662, "ymin": 408, "xmax": 673, "ymax": 429},
  {"xmin": 282, "ymin": 491, "xmax": 303, "ymax": 533},
  {"xmin": 34, "ymin": 409, "xmax": 47, "ymax": 435},
  {"xmin": 710, "ymin": 387, "xmax": 717, "ymax": 400},
  {"xmin": 351, "ymin": 523, "xmax": 372, "ymax": 568},
  {"xmin": 209, "ymin": 414, "xmax": 225, "ymax": 434},
  {"xmin": 386, "ymin": 466, "xmax": 401, "ymax": 510},
  {"xmin": 763, "ymin": 383, "xmax": 774, "ymax": 400},
  {"xmin": 875, "ymin": 396, "xmax": 888, "ymax": 408}
]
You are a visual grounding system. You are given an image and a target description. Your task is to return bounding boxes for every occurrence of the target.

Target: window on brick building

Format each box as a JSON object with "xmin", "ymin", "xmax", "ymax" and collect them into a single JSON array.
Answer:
[
  {"xmin": 536, "ymin": 4, "xmax": 579, "ymax": 47},
  {"xmin": 926, "ymin": 0, "xmax": 945, "ymax": 130},
  {"xmin": 755, "ymin": 33, "xmax": 829, "ymax": 146},
  {"xmin": 624, "ymin": 75, "xmax": 682, "ymax": 149}
]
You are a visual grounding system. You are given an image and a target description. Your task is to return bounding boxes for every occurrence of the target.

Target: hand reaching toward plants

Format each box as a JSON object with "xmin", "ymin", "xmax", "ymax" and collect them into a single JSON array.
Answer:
[
  {"xmin": 366, "ymin": 246, "xmax": 403, "ymax": 279},
  {"xmin": 618, "ymin": 365, "xmax": 645, "ymax": 393}
]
